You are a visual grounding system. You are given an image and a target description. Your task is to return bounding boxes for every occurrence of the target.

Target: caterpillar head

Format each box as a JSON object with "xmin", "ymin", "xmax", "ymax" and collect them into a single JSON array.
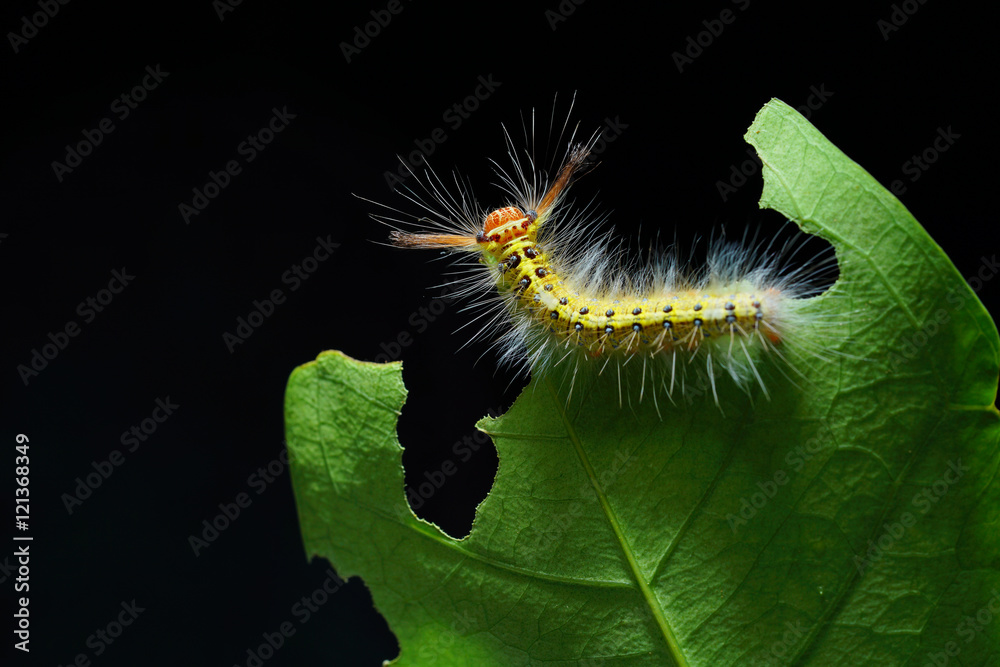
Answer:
[{"xmin": 475, "ymin": 207, "xmax": 537, "ymax": 257}]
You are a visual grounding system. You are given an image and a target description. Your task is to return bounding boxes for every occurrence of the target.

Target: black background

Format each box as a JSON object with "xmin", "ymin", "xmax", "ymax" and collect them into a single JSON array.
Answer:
[{"xmin": 2, "ymin": 1, "xmax": 995, "ymax": 665}]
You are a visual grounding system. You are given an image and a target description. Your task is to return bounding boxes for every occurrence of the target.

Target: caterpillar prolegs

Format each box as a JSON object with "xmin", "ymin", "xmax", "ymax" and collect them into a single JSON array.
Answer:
[{"xmin": 374, "ymin": 106, "xmax": 840, "ymax": 411}]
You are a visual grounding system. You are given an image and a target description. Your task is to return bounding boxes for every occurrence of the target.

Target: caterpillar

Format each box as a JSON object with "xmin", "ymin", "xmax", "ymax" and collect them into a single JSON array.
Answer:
[{"xmin": 372, "ymin": 103, "xmax": 840, "ymax": 411}]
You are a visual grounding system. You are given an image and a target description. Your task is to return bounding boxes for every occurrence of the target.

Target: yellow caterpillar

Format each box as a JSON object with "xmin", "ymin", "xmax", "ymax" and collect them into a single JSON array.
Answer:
[{"xmin": 377, "ymin": 108, "xmax": 837, "ymax": 410}]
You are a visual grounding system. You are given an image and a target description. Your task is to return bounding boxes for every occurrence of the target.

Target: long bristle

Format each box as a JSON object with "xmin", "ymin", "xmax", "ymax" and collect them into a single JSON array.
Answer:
[
  {"xmin": 369, "ymin": 97, "xmax": 851, "ymax": 411},
  {"xmin": 389, "ymin": 231, "xmax": 477, "ymax": 250}
]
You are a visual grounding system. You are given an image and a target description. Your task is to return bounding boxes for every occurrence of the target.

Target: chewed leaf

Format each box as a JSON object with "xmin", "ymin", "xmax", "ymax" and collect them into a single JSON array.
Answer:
[{"xmin": 285, "ymin": 100, "xmax": 1000, "ymax": 665}]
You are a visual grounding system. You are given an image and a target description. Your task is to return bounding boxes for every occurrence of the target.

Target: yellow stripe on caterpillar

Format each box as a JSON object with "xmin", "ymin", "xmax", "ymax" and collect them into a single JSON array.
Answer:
[{"xmin": 373, "ymin": 102, "xmax": 839, "ymax": 410}]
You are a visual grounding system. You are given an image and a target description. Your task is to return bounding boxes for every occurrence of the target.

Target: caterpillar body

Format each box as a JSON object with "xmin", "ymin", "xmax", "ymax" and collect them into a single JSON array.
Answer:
[{"xmin": 375, "ymin": 107, "xmax": 839, "ymax": 410}]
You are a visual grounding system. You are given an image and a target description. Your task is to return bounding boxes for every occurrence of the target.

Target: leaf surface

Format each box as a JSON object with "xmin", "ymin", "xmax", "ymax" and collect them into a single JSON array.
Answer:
[{"xmin": 285, "ymin": 99, "xmax": 1000, "ymax": 665}]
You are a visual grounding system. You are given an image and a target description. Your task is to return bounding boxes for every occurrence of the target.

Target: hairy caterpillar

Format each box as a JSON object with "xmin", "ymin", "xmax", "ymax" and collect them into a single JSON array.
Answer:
[{"xmin": 372, "ymin": 104, "xmax": 839, "ymax": 411}]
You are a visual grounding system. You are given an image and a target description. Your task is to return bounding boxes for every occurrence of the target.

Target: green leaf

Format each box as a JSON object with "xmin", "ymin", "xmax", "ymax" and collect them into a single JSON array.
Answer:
[{"xmin": 285, "ymin": 99, "xmax": 1000, "ymax": 665}]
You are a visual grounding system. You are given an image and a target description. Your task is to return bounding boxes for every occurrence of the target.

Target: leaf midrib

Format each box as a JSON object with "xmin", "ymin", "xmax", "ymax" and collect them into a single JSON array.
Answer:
[{"xmin": 545, "ymin": 378, "xmax": 689, "ymax": 667}]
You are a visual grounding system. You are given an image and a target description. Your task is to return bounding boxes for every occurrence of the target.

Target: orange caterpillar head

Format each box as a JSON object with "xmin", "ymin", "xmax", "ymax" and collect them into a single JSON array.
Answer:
[{"xmin": 475, "ymin": 206, "xmax": 536, "ymax": 248}]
